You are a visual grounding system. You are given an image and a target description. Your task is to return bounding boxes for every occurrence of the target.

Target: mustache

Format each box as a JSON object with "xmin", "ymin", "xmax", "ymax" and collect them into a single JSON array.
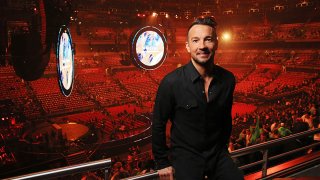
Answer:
[{"xmin": 197, "ymin": 48, "xmax": 211, "ymax": 54}]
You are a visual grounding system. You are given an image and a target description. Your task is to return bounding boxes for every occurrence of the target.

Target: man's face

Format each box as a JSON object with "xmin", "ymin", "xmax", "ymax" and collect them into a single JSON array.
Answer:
[{"xmin": 186, "ymin": 24, "xmax": 217, "ymax": 66}]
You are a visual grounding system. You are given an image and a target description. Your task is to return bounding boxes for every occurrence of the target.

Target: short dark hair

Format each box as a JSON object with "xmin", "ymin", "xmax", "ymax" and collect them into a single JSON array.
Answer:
[{"xmin": 187, "ymin": 16, "xmax": 218, "ymax": 37}]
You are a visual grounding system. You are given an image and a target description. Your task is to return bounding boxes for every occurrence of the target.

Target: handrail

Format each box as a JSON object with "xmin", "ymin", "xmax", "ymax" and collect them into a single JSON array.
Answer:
[
  {"xmin": 6, "ymin": 128, "xmax": 320, "ymax": 180},
  {"xmin": 5, "ymin": 158, "xmax": 111, "ymax": 180},
  {"xmin": 122, "ymin": 172, "xmax": 159, "ymax": 180},
  {"xmin": 230, "ymin": 128, "xmax": 320, "ymax": 157},
  {"xmin": 234, "ymin": 128, "xmax": 320, "ymax": 177},
  {"xmin": 122, "ymin": 128, "xmax": 320, "ymax": 180}
]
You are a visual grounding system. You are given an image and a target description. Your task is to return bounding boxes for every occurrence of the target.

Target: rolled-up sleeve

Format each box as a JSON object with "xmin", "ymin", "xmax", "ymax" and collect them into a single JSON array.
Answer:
[{"xmin": 152, "ymin": 77, "xmax": 174, "ymax": 170}]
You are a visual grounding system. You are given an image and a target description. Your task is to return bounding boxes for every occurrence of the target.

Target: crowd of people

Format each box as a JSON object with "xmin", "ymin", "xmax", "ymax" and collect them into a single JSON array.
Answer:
[
  {"xmin": 230, "ymin": 89, "xmax": 319, "ymax": 153},
  {"xmin": 107, "ymin": 146, "xmax": 155, "ymax": 180}
]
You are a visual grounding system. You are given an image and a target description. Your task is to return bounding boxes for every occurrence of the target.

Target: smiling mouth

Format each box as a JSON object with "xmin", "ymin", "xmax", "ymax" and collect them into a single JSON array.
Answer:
[{"xmin": 197, "ymin": 53, "xmax": 210, "ymax": 57}]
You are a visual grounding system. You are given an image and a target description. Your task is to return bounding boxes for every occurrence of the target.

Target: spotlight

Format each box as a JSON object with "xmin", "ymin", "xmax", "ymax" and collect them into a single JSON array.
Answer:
[{"xmin": 221, "ymin": 32, "xmax": 232, "ymax": 41}]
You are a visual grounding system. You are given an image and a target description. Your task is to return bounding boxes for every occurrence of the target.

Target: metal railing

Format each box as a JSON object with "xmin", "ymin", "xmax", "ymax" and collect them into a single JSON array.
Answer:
[
  {"xmin": 6, "ymin": 128, "xmax": 320, "ymax": 180},
  {"xmin": 5, "ymin": 158, "xmax": 111, "ymax": 180},
  {"xmin": 122, "ymin": 172, "xmax": 159, "ymax": 180},
  {"xmin": 231, "ymin": 128, "xmax": 320, "ymax": 178},
  {"xmin": 123, "ymin": 128, "xmax": 320, "ymax": 180},
  {"xmin": 230, "ymin": 128, "xmax": 320, "ymax": 157}
]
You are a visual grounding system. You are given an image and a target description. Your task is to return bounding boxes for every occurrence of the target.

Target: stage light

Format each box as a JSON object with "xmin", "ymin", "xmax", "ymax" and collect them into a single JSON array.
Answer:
[
  {"xmin": 165, "ymin": 13, "xmax": 169, "ymax": 18},
  {"xmin": 222, "ymin": 32, "xmax": 232, "ymax": 41},
  {"xmin": 273, "ymin": 5, "xmax": 285, "ymax": 11},
  {"xmin": 152, "ymin": 12, "xmax": 158, "ymax": 17},
  {"xmin": 137, "ymin": 13, "xmax": 146, "ymax": 18}
]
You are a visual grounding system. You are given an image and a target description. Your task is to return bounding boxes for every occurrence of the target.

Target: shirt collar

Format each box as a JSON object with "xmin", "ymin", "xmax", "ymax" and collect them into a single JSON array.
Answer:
[
  {"xmin": 186, "ymin": 61, "xmax": 201, "ymax": 83},
  {"xmin": 185, "ymin": 61, "xmax": 222, "ymax": 83}
]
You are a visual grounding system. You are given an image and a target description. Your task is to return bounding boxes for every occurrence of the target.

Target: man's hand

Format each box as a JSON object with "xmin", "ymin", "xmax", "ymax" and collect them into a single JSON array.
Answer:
[{"xmin": 158, "ymin": 166, "xmax": 174, "ymax": 180}]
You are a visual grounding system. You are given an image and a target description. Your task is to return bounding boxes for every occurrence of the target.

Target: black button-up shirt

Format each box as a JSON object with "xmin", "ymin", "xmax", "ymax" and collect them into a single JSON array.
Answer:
[{"xmin": 152, "ymin": 61, "xmax": 235, "ymax": 169}]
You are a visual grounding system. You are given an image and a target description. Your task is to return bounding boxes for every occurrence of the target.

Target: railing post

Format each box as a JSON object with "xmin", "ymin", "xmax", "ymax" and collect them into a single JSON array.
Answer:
[
  {"xmin": 104, "ymin": 168, "xmax": 109, "ymax": 180},
  {"xmin": 262, "ymin": 149, "xmax": 268, "ymax": 177}
]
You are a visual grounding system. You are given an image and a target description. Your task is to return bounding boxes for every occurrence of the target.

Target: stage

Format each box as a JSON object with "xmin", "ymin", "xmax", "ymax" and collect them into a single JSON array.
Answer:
[{"xmin": 30, "ymin": 122, "xmax": 89, "ymax": 142}]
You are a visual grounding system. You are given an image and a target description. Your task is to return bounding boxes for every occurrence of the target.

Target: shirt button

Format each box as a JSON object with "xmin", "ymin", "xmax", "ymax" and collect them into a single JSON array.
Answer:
[{"xmin": 202, "ymin": 91, "xmax": 205, "ymax": 94}]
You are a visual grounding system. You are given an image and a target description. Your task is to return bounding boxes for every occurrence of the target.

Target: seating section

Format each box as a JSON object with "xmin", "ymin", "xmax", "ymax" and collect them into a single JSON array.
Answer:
[
  {"xmin": 285, "ymin": 51, "xmax": 320, "ymax": 66},
  {"xmin": 0, "ymin": 76, "xmax": 28, "ymax": 100},
  {"xmin": 235, "ymin": 68, "xmax": 280, "ymax": 93},
  {"xmin": 230, "ymin": 22, "xmax": 320, "ymax": 41},
  {"xmin": 52, "ymin": 109, "xmax": 148, "ymax": 141},
  {"xmin": 77, "ymin": 69, "xmax": 109, "ymax": 83},
  {"xmin": 262, "ymin": 72, "xmax": 315, "ymax": 95},
  {"xmin": 106, "ymin": 104, "xmax": 148, "ymax": 128},
  {"xmin": 114, "ymin": 70, "xmax": 158, "ymax": 101},
  {"xmin": 88, "ymin": 83, "xmax": 132, "ymax": 106},
  {"xmin": 175, "ymin": 28, "xmax": 187, "ymax": 43},
  {"xmin": 30, "ymin": 77, "xmax": 95, "ymax": 114},
  {"xmin": 0, "ymin": 74, "xmax": 42, "ymax": 119},
  {"xmin": 232, "ymin": 103, "xmax": 257, "ymax": 118},
  {"xmin": 224, "ymin": 67, "xmax": 253, "ymax": 81},
  {"xmin": 148, "ymin": 65, "xmax": 177, "ymax": 83},
  {"xmin": 0, "ymin": 66, "xmax": 15, "ymax": 74},
  {"xmin": 77, "ymin": 69, "xmax": 133, "ymax": 106}
]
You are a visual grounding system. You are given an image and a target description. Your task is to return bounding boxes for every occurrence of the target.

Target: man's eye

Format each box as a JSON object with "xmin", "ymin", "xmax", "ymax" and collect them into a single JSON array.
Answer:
[
  {"xmin": 192, "ymin": 39, "xmax": 198, "ymax": 43},
  {"xmin": 206, "ymin": 38, "xmax": 213, "ymax": 42}
]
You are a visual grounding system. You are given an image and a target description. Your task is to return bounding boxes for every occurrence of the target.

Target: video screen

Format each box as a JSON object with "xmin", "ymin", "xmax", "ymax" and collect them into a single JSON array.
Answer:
[
  {"xmin": 56, "ymin": 26, "xmax": 74, "ymax": 97},
  {"xmin": 131, "ymin": 26, "xmax": 167, "ymax": 70}
]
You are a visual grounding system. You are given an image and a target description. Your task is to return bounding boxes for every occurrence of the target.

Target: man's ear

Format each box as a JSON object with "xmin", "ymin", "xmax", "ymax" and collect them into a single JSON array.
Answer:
[{"xmin": 185, "ymin": 41, "xmax": 190, "ymax": 53}]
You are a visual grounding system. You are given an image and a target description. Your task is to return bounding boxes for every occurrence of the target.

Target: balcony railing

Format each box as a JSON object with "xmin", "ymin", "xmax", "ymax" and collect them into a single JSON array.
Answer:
[
  {"xmin": 5, "ymin": 158, "xmax": 111, "ymax": 180},
  {"xmin": 123, "ymin": 128, "xmax": 320, "ymax": 180},
  {"xmin": 6, "ymin": 128, "xmax": 320, "ymax": 180}
]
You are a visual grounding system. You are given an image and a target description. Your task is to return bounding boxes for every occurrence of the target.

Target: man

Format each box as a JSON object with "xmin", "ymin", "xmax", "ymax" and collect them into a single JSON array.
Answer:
[{"xmin": 152, "ymin": 16, "xmax": 243, "ymax": 180}]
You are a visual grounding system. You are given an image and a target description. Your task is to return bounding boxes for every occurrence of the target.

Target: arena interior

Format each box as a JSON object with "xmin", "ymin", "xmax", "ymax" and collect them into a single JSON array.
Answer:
[{"xmin": 0, "ymin": 0, "xmax": 319, "ymax": 179}]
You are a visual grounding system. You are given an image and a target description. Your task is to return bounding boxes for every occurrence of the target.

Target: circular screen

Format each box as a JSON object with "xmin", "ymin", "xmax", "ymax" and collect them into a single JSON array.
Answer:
[
  {"xmin": 131, "ymin": 26, "xmax": 167, "ymax": 70},
  {"xmin": 56, "ymin": 25, "xmax": 74, "ymax": 97}
]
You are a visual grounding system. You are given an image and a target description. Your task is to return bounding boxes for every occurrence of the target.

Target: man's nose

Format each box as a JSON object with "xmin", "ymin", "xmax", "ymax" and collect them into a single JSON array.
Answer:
[{"xmin": 198, "ymin": 40, "xmax": 206, "ymax": 49}]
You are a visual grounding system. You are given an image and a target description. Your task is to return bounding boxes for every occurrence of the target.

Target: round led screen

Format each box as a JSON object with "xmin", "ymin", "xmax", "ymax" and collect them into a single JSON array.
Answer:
[
  {"xmin": 56, "ymin": 25, "xmax": 74, "ymax": 97},
  {"xmin": 131, "ymin": 26, "xmax": 167, "ymax": 70}
]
